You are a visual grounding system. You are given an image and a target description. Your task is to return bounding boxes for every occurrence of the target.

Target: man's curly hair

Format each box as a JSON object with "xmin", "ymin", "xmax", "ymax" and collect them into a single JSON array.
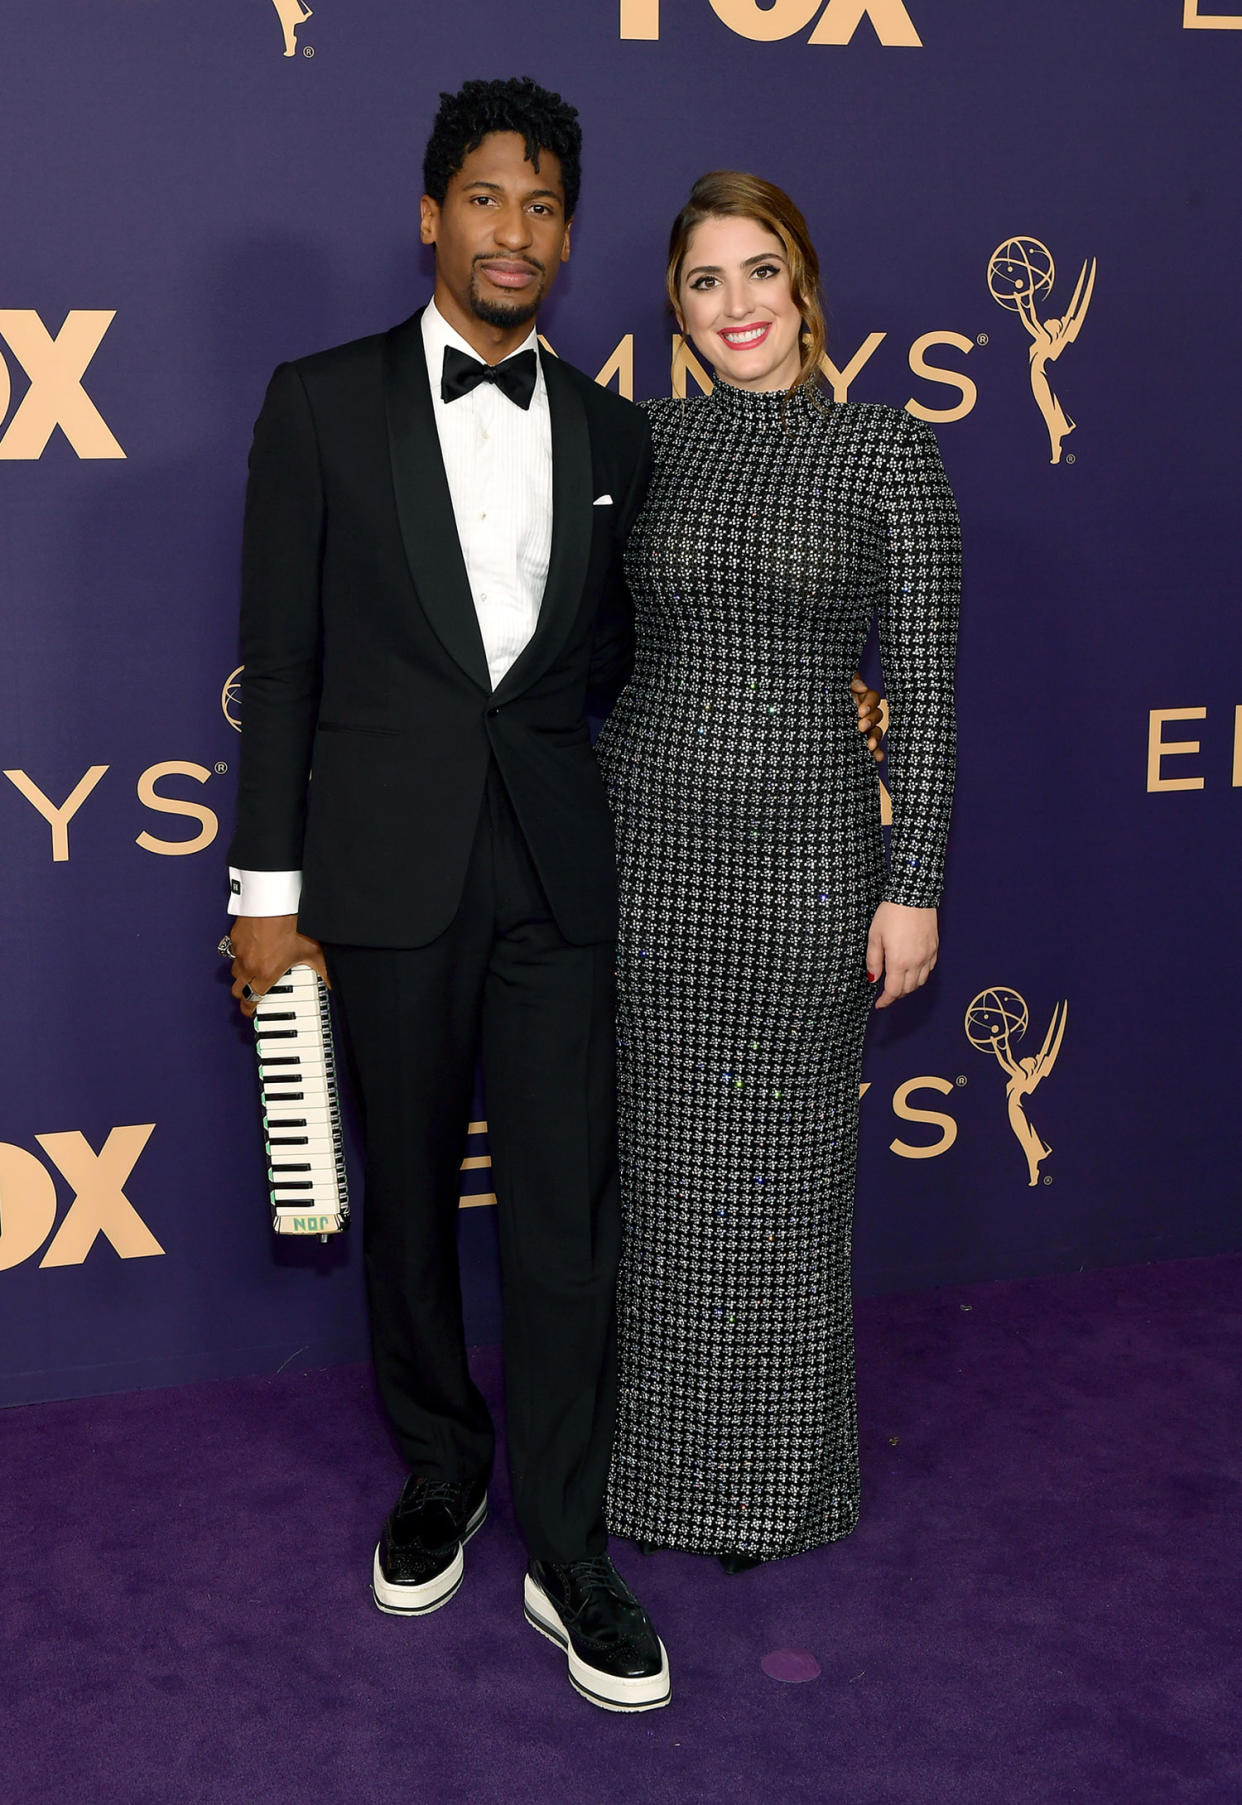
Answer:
[{"xmin": 422, "ymin": 77, "xmax": 582, "ymax": 220}]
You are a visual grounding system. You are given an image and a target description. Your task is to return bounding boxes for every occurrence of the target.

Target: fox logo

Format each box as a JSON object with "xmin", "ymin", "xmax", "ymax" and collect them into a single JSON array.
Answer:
[
  {"xmin": 0, "ymin": 310, "xmax": 124, "ymax": 460},
  {"xmin": 620, "ymin": 0, "xmax": 921, "ymax": 45}
]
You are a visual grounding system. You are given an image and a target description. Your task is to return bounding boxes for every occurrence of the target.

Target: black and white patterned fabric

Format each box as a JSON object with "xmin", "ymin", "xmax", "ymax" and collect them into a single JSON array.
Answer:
[{"xmin": 598, "ymin": 383, "xmax": 960, "ymax": 1558}]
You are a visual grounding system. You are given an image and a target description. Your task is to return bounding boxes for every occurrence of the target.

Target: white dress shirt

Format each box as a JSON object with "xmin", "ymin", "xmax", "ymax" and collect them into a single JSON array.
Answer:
[{"xmin": 229, "ymin": 297, "xmax": 554, "ymax": 918}]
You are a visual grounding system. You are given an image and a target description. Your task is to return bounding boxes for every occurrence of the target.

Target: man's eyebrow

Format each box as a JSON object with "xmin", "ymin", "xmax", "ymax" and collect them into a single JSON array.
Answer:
[
  {"xmin": 462, "ymin": 180, "xmax": 562, "ymax": 203},
  {"xmin": 684, "ymin": 251, "xmax": 787, "ymax": 279}
]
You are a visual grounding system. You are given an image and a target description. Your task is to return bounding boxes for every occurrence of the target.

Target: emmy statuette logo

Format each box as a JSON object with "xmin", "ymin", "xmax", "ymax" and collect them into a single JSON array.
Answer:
[
  {"xmin": 987, "ymin": 239, "xmax": 1096, "ymax": 465},
  {"xmin": 0, "ymin": 1127, "xmax": 163, "ymax": 1271},
  {"xmin": 965, "ymin": 989, "xmax": 1067, "ymax": 1187},
  {"xmin": 0, "ymin": 310, "xmax": 124, "ymax": 460},
  {"xmin": 620, "ymin": 0, "xmax": 921, "ymax": 44},
  {"xmin": 269, "ymin": 0, "xmax": 313, "ymax": 57},
  {"xmin": 222, "ymin": 666, "xmax": 243, "ymax": 733}
]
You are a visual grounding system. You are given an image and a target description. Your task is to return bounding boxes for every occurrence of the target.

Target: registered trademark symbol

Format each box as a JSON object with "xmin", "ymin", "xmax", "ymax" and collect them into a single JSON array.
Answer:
[
  {"xmin": 1043, "ymin": 1175, "xmax": 1053, "ymax": 1185},
  {"xmin": 1066, "ymin": 454, "xmax": 1076, "ymax": 464},
  {"xmin": 302, "ymin": 43, "xmax": 315, "ymax": 56},
  {"xmin": 214, "ymin": 762, "xmax": 229, "ymax": 775},
  {"xmin": 975, "ymin": 333, "xmax": 989, "ymax": 347},
  {"xmin": 955, "ymin": 1075, "xmax": 968, "ymax": 1087}
]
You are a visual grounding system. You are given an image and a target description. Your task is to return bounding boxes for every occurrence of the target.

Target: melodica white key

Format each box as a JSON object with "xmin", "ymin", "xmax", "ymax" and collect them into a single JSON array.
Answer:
[{"xmin": 251, "ymin": 964, "xmax": 350, "ymax": 1239}]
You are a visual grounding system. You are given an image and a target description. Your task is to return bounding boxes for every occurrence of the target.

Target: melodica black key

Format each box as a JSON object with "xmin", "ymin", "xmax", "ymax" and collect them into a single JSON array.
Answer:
[{"xmin": 251, "ymin": 965, "xmax": 350, "ymax": 1238}]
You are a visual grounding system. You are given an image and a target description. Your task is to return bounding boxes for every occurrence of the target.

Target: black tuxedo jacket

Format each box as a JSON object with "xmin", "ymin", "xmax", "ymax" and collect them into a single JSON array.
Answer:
[{"xmin": 228, "ymin": 310, "xmax": 652, "ymax": 947}]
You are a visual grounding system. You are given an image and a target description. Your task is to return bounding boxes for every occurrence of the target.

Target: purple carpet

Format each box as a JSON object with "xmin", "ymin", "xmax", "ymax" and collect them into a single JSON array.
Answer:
[{"xmin": 4, "ymin": 1256, "xmax": 1239, "ymax": 1804}]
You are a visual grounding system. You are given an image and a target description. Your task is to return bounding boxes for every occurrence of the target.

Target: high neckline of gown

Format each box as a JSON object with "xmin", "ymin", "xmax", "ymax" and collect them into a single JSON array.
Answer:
[{"xmin": 706, "ymin": 379, "xmax": 825, "ymax": 425}]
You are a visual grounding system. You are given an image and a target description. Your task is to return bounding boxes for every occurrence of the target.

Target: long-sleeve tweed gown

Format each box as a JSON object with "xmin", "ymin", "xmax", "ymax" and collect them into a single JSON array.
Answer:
[{"xmin": 597, "ymin": 383, "xmax": 960, "ymax": 1558}]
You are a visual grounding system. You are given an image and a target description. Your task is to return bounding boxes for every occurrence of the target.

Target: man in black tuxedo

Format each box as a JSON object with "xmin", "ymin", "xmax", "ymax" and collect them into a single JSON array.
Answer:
[{"xmin": 224, "ymin": 78, "xmax": 670, "ymax": 1713}]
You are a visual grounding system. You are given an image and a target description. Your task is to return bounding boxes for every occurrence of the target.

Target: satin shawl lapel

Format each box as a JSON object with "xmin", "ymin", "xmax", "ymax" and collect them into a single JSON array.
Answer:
[
  {"xmin": 384, "ymin": 311, "xmax": 491, "ymax": 691},
  {"xmin": 489, "ymin": 349, "xmax": 592, "ymax": 707}
]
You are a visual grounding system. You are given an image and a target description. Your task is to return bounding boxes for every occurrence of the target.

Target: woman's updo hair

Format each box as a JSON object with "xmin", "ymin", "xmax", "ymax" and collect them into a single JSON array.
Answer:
[{"xmin": 666, "ymin": 170, "xmax": 828, "ymax": 396}]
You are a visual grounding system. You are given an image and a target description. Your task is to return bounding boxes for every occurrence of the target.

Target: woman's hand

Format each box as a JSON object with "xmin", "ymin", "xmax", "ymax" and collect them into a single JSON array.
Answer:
[{"xmin": 865, "ymin": 902, "xmax": 938, "ymax": 1010}]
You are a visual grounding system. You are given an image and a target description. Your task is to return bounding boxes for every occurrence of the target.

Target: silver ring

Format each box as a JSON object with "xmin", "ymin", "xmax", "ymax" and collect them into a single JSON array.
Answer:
[
  {"xmin": 217, "ymin": 935, "xmax": 234, "ymax": 959},
  {"xmin": 241, "ymin": 983, "xmax": 257, "ymax": 1002}
]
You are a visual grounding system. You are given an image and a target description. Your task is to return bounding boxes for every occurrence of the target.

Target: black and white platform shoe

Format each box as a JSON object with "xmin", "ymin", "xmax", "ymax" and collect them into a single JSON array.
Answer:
[
  {"xmin": 524, "ymin": 1555, "xmax": 671, "ymax": 1712},
  {"xmin": 371, "ymin": 1473, "xmax": 488, "ymax": 1617}
]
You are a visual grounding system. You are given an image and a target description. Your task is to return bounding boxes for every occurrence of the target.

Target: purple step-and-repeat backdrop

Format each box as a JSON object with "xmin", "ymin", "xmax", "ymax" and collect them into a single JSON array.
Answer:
[{"xmin": 2, "ymin": 2, "xmax": 1238, "ymax": 1406}]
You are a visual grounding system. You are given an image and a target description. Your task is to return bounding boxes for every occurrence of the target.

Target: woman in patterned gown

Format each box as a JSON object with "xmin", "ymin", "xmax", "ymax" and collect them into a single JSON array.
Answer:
[{"xmin": 598, "ymin": 173, "xmax": 960, "ymax": 1570}]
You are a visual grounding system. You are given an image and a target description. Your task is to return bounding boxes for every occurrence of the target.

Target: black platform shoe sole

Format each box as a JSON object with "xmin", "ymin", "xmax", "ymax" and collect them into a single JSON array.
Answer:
[
  {"xmin": 522, "ymin": 1574, "xmax": 671, "ymax": 1713},
  {"xmin": 370, "ymin": 1493, "xmax": 488, "ymax": 1617}
]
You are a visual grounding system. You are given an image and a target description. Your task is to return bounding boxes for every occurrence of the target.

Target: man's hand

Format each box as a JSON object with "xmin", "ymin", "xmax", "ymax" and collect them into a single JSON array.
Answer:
[
  {"xmin": 865, "ymin": 901, "xmax": 938, "ymax": 1011},
  {"xmin": 228, "ymin": 915, "xmax": 329, "ymax": 1018},
  {"xmin": 851, "ymin": 674, "xmax": 885, "ymax": 763}
]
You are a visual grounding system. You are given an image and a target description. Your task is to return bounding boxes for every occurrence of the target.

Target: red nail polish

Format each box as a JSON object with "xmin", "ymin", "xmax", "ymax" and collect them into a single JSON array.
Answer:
[{"xmin": 867, "ymin": 972, "xmax": 876, "ymax": 982}]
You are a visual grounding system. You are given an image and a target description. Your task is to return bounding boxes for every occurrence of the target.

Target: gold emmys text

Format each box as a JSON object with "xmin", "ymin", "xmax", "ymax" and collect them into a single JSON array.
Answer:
[
  {"xmin": 1146, "ymin": 707, "xmax": 1242, "ymax": 791},
  {"xmin": 3, "ymin": 762, "xmax": 222, "ymax": 860}
]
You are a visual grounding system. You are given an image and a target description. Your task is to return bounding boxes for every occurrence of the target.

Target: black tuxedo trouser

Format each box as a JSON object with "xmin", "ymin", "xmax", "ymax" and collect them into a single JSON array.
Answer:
[{"xmin": 323, "ymin": 766, "xmax": 620, "ymax": 1562}]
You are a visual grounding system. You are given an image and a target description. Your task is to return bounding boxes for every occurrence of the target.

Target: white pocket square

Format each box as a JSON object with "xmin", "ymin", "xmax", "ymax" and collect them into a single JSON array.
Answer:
[{"xmin": 593, "ymin": 494, "xmax": 613, "ymax": 506}]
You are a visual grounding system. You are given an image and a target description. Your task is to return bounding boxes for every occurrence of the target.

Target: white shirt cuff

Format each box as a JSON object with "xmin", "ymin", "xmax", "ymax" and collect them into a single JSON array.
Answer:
[{"xmin": 228, "ymin": 868, "xmax": 302, "ymax": 917}]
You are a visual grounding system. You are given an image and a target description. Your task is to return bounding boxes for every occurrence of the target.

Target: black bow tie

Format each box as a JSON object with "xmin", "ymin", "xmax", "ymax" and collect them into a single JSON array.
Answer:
[{"xmin": 441, "ymin": 345, "xmax": 537, "ymax": 411}]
